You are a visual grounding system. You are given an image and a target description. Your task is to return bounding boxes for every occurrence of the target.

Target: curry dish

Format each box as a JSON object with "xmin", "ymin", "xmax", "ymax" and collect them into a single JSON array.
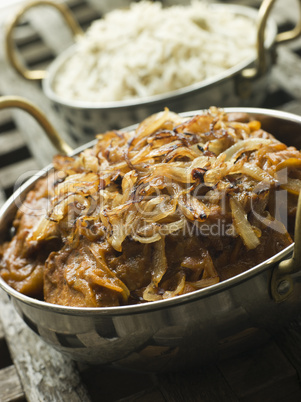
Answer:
[{"xmin": 0, "ymin": 108, "xmax": 300, "ymax": 307}]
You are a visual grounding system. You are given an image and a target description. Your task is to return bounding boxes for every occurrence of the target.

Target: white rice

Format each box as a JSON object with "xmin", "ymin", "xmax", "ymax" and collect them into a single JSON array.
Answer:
[{"xmin": 53, "ymin": 1, "xmax": 257, "ymax": 103}]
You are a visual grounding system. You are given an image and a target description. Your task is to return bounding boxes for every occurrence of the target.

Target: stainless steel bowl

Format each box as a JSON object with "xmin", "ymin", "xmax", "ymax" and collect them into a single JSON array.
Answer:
[
  {"xmin": 5, "ymin": 0, "xmax": 301, "ymax": 146},
  {"xmin": 0, "ymin": 96, "xmax": 301, "ymax": 371}
]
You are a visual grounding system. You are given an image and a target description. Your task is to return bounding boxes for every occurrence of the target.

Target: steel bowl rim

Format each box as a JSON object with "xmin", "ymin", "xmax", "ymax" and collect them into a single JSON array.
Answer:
[
  {"xmin": 42, "ymin": 3, "xmax": 278, "ymax": 110},
  {"xmin": 1, "ymin": 106, "xmax": 300, "ymax": 315}
]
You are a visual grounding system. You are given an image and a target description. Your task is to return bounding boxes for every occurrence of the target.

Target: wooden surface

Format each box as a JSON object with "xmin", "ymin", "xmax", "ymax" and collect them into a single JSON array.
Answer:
[{"xmin": 1, "ymin": 0, "xmax": 301, "ymax": 401}]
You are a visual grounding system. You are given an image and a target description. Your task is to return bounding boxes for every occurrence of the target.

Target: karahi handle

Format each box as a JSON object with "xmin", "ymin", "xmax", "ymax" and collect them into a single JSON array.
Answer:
[
  {"xmin": 271, "ymin": 189, "xmax": 301, "ymax": 302},
  {"xmin": 5, "ymin": 0, "xmax": 84, "ymax": 80},
  {"xmin": 242, "ymin": 0, "xmax": 301, "ymax": 79},
  {"xmin": 0, "ymin": 96, "xmax": 73, "ymax": 155}
]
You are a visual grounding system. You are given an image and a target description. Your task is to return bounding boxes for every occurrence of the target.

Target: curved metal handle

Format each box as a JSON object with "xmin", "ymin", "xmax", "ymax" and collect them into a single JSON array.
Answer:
[
  {"xmin": 0, "ymin": 96, "xmax": 73, "ymax": 155},
  {"xmin": 242, "ymin": 0, "xmax": 301, "ymax": 79},
  {"xmin": 271, "ymin": 190, "xmax": 301, "ymax": 302},
  {"xmin": 5, "ymin": 0, "xmax": 84, "ymax": 80}
]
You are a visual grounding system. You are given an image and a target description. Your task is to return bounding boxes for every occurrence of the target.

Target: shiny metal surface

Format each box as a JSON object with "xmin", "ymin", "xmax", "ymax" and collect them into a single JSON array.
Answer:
[{"xmin": 0, "ymin": 107, "xmax": 301, "ymax": 371}]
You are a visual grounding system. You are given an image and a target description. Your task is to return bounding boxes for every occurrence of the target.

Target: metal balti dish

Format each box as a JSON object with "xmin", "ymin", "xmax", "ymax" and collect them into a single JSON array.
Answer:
[
  {"xmin": 0, "ymin": 96, "xmax": 301, "ymax": 372},
  {"xmin": 5, "ymin": 0, "xmax": 301, "ymax": 145}
]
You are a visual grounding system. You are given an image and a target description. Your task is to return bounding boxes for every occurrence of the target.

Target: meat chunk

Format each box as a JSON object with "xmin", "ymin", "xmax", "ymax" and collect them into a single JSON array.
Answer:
[{"xmin": 0, "ymin": 177, "xmax": 58, "ymax": 298}]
